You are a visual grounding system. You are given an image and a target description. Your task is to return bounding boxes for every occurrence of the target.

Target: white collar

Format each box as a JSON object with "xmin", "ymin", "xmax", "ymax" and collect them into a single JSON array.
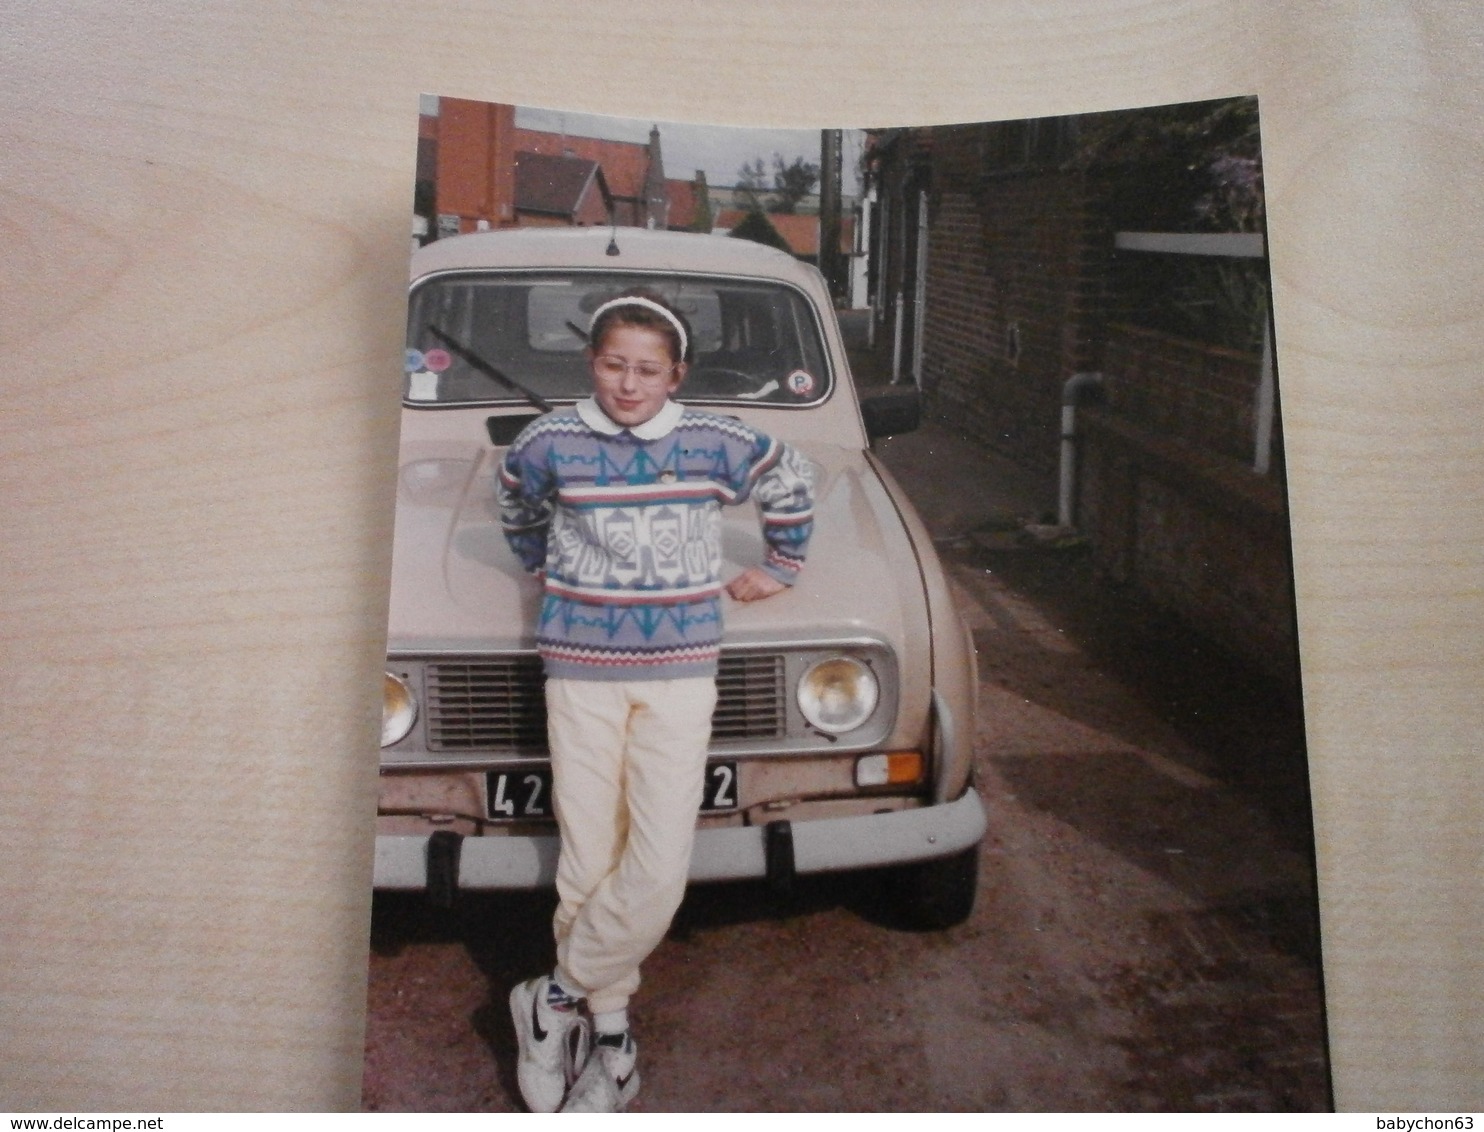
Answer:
[{"xmin": 575, "ymin": 396, "xmax": 683, "ymax": 440}]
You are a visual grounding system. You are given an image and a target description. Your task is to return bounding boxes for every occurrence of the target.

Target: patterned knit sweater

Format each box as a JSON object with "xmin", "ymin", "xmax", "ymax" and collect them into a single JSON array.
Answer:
[{"xmin": 498, "ymin": 397, "xmax": 815, "ymax": 681}]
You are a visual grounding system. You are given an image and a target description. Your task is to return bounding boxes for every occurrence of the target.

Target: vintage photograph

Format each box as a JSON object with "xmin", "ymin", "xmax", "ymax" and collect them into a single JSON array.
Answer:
[{"xmin": 363, "ymin": 95, "xmax": 1328, "ymax": 1111}]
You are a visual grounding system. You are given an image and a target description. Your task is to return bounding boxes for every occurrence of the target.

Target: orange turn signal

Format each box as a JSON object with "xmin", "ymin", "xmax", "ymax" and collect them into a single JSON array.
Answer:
[{"xmin": 855, "ymin": 751, "xmax": 924, "ymax": 787}]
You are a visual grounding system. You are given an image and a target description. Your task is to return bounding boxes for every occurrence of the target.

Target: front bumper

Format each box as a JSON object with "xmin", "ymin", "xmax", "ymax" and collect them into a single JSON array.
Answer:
[{"xmin": 374, "ymin": 788, "xmax": 987, "ymax": 891}]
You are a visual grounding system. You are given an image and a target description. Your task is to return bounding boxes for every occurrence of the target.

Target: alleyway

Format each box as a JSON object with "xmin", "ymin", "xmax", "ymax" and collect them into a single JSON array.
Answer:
[
  {"xmin": 361, "ymin": 407, "xmax": 1329, "ymax": 1111},
  {"xmin": 871, "ymin": 419, "xmax": 1327, "ymax": 1108}
]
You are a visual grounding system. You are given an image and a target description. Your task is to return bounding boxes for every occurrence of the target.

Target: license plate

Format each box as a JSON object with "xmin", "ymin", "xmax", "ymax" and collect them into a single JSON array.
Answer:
[{"xmin": 486, "ymin": 762, "xmax": 739, "ymax": 821}]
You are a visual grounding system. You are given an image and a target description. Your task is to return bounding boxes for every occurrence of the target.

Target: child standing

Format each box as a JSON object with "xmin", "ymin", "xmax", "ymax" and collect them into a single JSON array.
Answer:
[{"xmin": 497, "ymin": 289, "xmax": 814, "ymax": 1111}]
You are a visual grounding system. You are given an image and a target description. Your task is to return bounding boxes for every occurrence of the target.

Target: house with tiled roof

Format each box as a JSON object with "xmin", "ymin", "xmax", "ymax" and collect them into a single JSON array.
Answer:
[
  {"xmin": 711, "ymin": 208, "xmax": 854, "ymax": 265},
  {"xmin": 513, "ymin": 151, "xmax": 611, "ymax": 227},
  {"xmin": 664, "ymin": 171, "xmax": 715, "ymax": 233},
  {"xmin": 513, "ymin": 125, "xmax": 667, "ymax": 228},
  {"xmin": 418, "ymin": 101, "xmax": 734, "ymax": 245},
  {"xmin": 666, "ymin": 177, "xmax": 697, "ymax": 229}
]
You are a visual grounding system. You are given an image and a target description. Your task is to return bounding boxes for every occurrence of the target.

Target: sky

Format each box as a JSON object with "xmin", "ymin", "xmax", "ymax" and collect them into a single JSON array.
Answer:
[{"xmin": 418, "ymin": 96, "xmax": 863, "ymax": 195}]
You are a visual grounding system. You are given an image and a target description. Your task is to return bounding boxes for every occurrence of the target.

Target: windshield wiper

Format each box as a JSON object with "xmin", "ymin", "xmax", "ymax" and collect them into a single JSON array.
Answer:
[{"xmin": 425, "ymin": 325, "xmax": 554, "ymax": 414}]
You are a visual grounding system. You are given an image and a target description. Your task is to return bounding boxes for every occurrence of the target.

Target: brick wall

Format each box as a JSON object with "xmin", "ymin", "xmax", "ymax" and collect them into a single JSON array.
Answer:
[
  {"xmin": 900, "ymin": 125, "xmax": 1295, "ymax": 679},
  {"xmin": 1104, "ymin": 322, "xmax": 1261, "ymax": 467},
  {"xmin": 1075, "ymin": 323, "xmax": 1296, "ymax": 677},
  {"xmin": 1078, "ymin": 409, "xmax": 1297, "ymax": 681},
  {"xmin": 433, "ymin": 99, "xmax": 517, "ymax": 232},
  {"xmin": 921, "ymin": 178, "xmax": 1105, "ymax": 478}
]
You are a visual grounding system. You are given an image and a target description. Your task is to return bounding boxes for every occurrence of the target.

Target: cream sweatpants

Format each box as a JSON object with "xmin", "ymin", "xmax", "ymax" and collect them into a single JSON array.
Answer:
[{"xmin": 545, "ymin": 675, "xmax": 718, "ymax": 1015}]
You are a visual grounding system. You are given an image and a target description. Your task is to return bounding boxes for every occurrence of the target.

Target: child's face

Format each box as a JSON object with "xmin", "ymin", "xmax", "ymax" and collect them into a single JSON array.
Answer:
[{"xmin": 588, "ymin": 323, "xmax": 686, "ymax": 428}]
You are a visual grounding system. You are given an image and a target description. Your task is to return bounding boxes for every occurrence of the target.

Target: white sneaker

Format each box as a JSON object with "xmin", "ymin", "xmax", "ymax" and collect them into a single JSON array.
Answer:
[
  {"xmin": 509, "ymin": 976, "xmax": 589, "ymax": 1113},
  {"xmin": 560, "ymin": 1030, "xmax": 640, "ymax": 1113}
]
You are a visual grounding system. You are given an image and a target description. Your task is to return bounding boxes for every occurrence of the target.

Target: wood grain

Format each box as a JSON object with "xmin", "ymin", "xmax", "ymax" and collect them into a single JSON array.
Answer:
[{"xmin": 0, "ymin": 0, "xmax": 1478, "ymax": 1112}]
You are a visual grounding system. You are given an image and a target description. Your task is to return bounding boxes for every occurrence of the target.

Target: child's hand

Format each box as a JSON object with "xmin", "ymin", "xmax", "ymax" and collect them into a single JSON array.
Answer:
[{"xmin": 725, "ymin": 567, "xmax": 787, "ymax": 602}]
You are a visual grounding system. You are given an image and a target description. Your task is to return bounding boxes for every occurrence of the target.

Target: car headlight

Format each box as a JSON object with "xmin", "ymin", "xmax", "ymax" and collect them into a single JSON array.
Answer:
[
  {"xmin": 382, "ymin": 671, "xmax": 418, "ymax": 747},
  {"xmin": 797, "ymin": 655, "xmax": 879, "ymax": 735}
]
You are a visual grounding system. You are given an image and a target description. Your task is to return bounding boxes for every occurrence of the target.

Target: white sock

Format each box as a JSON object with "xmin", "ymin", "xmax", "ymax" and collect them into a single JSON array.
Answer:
[{"xmin": 592, "ymin": 1008, "xmax": 629, "ymax": 1036}]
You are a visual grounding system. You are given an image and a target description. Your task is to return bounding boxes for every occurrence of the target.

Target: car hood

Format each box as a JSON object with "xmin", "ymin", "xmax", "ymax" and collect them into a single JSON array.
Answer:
[{"xmin": 386, "ymin": 439, "xmax": 924, "ymax": 654}]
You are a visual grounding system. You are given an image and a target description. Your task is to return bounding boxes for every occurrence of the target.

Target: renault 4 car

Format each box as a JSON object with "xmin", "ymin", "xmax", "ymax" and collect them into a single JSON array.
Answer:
[{"xmin": 376, "ymin": 226, "xmax": 985, "ymax": 927}]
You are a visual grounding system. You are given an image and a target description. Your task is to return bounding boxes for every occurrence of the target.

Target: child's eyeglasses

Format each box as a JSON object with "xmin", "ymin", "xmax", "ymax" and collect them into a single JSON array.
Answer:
[{"xmin": 592, "ymin": 355, "xmax": 676, "ymax": 383}]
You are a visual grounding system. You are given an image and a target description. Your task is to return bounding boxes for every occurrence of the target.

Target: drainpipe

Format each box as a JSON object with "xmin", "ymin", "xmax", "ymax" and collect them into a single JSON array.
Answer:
[
  {"xmin": 1058, "ymin": 372, "xmax": 1104, "ymax": 529},
  {"xmin": 911, "ymin": 191, "xmax": 929, "ymax": 386},
  {"xmin": 891, "ymin": 291, "xmax": 904, "ymax": 383},
  {"xmin": 1253, "ymin": 315, "xmax": 1275, "ymax": 474}
]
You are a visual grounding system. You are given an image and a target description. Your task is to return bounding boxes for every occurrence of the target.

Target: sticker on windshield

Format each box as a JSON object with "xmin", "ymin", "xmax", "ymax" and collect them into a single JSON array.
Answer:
[
  {"xmin": 736, "ymin": 379, "xmax": 780, "ymax": 401},
  {"xmin": 404, "ymin": 348, "xmax": 425, "ymax": 373},
  {"xmin": 423, "ymin": 348, "xmax": 453, "ymax": 373},
  {"xmin": 786, "ymin": 369, "xmax": 817, "ymax": 397},
  {"xmin": 408, "ymin": 370, "xmax": 439, "ymax": 401}
]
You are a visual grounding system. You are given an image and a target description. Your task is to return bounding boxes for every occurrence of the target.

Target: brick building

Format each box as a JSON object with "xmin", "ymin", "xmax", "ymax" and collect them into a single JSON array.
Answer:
[
  {"xmin": 511, "ymin": 152, "xmax": 611, "ymax": 227},
  {"xmin": 865, "ymin": 102, "xmax": 1296, "ymax": 680},
  {"xmin": 416, "ymin": 99, "xmax": 683, "ymax": 238},
  {"xmin": 422, "ymin": 98, "xmax": 519, "ymax": 237},
  {"xmin": 511, "ymin": 123, "xmax": 669, "ymax": 229},
  {"xmin": 712, "ymin": 208, "xmax": 855, "ymax": 266},
  {"xmin": 665, "ymin": 172, "xmax": 711, "ymax": 233}
]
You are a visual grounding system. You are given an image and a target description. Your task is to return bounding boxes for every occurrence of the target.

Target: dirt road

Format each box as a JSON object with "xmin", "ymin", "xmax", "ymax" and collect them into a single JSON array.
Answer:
[{"xmin": 361, "ymin": 423, "xmax": 1329, "ymax": 1112}]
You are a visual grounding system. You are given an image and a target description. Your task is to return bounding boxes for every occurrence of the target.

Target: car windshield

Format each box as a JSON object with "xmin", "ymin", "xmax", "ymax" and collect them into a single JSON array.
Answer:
[{"xmin": 405, "ymin": 270, "xmax": 832, "ymax": 408}]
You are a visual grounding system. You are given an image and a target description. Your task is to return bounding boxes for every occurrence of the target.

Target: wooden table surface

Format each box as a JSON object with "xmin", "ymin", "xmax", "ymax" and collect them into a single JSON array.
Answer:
[{"xmin": 0, "ymin": 0, "xmax": 1479, "ymax": 1112}]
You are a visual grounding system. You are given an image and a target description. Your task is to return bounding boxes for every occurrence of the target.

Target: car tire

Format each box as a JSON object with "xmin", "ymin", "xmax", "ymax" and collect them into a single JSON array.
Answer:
[{"xmin": 891, "ymin": 845, "xmax": 980, "ymax": 930}]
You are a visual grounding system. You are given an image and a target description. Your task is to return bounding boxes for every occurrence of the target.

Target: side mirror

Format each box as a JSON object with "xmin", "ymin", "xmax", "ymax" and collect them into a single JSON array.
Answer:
[{"xmin": 860, "ymin": 385, "xmax": 922, "ymax": 440}]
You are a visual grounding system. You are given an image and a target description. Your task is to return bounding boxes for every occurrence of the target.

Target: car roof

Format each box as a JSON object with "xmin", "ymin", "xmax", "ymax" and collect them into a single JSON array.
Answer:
[{"xmin": 410, "ymin": 226, "xmax": 822, "ymax": 289}]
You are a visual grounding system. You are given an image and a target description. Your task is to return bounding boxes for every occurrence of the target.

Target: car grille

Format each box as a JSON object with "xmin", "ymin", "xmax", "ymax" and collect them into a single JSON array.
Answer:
[
  {"xmin": 712, "ymin": 653, "xmax": 787, "ymax": 740},
  {"xmin": 425, "ymin": 657, "xmax": 546, "ymax": 752},
  {"xmin": 423, "ymin": 653, "xmax": 786, "ymax": 752}
]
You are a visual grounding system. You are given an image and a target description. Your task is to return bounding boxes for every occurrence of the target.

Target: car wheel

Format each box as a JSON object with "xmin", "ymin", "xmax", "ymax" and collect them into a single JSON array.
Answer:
[{"xmin": 891, "ymin": 845, "xmax": 979, "ymax": 930}]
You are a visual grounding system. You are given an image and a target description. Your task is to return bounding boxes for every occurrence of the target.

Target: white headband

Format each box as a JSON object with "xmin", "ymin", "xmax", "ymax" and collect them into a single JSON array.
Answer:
[{"xmin": 588, "ymin": 296, "xmax": 688, "ymax": 361}]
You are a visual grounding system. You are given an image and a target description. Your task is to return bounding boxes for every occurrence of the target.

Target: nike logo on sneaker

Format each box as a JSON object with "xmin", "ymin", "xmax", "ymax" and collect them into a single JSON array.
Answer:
[
  {"xmin": 531, "ymin": 995, "xmax": 547, "ymax": 1042},
  {"xmin": 616, "ymin": 1069, "xmax": 635, "ymax": 1090}
]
